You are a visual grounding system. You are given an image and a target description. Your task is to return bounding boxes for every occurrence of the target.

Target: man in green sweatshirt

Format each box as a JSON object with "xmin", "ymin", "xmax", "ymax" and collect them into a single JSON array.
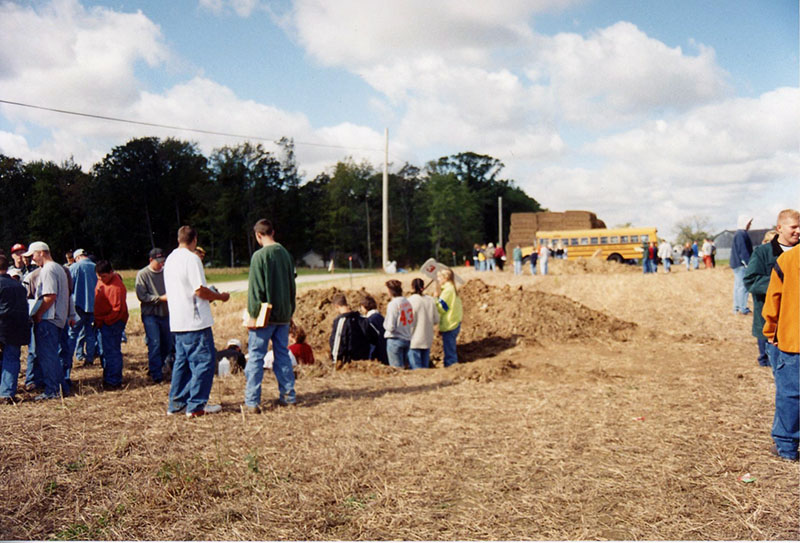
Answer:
[{"xmin": 243, "ymin": 219, "xmax": 297, "ymax": 413}]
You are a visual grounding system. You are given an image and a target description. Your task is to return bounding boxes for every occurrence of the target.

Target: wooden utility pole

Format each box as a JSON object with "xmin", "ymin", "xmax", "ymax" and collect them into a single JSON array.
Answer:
[
  {"xmin": 498, "ymin": 196, "xmax": 503, "ymax": 247},
  {"xmin": 382, "ymin": 127, "xmax": 389, "ymax": 270}
]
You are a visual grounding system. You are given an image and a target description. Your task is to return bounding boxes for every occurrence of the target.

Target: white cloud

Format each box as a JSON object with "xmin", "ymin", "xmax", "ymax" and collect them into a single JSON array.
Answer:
[
  {"xmin": 199, "ymin": 0, "xmax": 261, "ymax": 17},
  {"xmin": 288, "ymin": 0, "xmax": 577, "ymax": 67},
  {"xmin": 525, "ymin": 22, "xmax": 730, "ymax": 125}
]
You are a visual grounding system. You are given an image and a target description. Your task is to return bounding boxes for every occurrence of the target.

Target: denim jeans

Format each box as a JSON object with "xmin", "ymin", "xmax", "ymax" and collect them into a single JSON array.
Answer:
[
  {"xmin": 487, "ymin": 258, "xmax": 496, "ymax": 272},
  {"xmin": 244, "ymin": 324, "xmax": 294, "ymax": 407},
  {"xmin": 386, "ymin": 338, "xmax": 410, "ymax": 368},
  {"xmin": 642, "ymin": 258, "xmax": 649, "ymax": 274},
  {"xmin": 757, "ymin": 337, "xmax": 770, "ymax": 367},
  {"xmin": 732, "ymin": 266, "xmax": 750, "ymax": 313},
  {"xmin": 514, "ymin": 261, "xmax": 522, "ymax": 275},
  {"xmin": 168, "ymin": 327, "xmax": 216, "ymax": 414},
  {"xmin": 529, "ymin": 258, "xmax": 537, "ymax": 275},
  {"xmin": 772, "ymin": 350, "xmax": 799, "ymax": 460},
  {"xmin": 25, "ymin": 327, "xmax": 42, "ymax": 389},
  {"xmin": 0, "ymin": 344, "xmax": 21, "ymax": 398},
  {"xmin": 407, "ymin": 348, "xmax": 429, "ymax": 369},
  {"xmin": 663, "ymin": 258, "xmax": 671, "ymax": 272},
  {"xmin": 441, "ymin": 324, "xmax": 460, "ymax": 367},
  {"xmin": 58, "ymin": 324, "xmax": 73, "ymax": 394},
  {"xmin": 142, "ymin": 314, "xmax": 173, "ymax": 381},
  {"xmin": 35, "ymin": 320, "xmax": 64, "ymax": 398},
  {"xmin": 98, "ymin": 320, "xmax": 125, "ymax": 386},
  {"xmin": 692, "ymin": 255, "xmax": 699, "ymax": 269},
  {"xmin": 68, "ymin": 307, "xmax": 96, "ymax": 363},
  {"xmin": 539, "ymin": 258, "xmax": 548, "ymax": 275}
]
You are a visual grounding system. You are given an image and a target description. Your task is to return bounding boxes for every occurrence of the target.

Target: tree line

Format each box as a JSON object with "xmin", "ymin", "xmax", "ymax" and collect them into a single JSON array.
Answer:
[{"xmin": 0, "ymin": 137, "xmax": 543, "ymax": 269}]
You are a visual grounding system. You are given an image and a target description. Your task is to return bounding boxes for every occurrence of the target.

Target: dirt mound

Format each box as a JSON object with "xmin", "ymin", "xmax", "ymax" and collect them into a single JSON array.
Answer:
[
  {"xmin": 292, "ymin": 280, "xmax": 636, "ymax": 366},
  {"xmin": 547, "ymin": 257, "xmax": 638, "ymax": 275}
]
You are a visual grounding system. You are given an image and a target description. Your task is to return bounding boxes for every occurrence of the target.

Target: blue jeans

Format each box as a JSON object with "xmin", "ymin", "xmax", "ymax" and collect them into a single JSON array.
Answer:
[
  {"xmin": 772, "ymin": 350, "xmax": 799, "ymax": 460},
  {"xmin": 58, "ymin": 324, "xmax": 73, "ymax": 394},
  {"xmin": 487, "ymin": 258, "xmax": 496, "ymax": 272},
  {"xmin": 539, "ymin": 258, "xmax": 548, "ymax": 275},
  {"xmin": 98, "ymin": 320, "xmax": 125, "ymax": 386},
  {"xmin": 0, "ymin": 344, "xmax": 22, "ymax": 398},
  {"xmin": 732, "ymin": 266, "xmax": 749, "ymax": 313},
  {"xmin": 386, "ymin": 338, "xmax": 410, "ymax": 369},
  {"xmin": 441, "ymin": 324, "xmax": 460, "ymax": 367},
  {"xmin": 514, "ymin": 261, "xmax": 522, "ymax": 275},
  {"xmin": 692, "ymin": 255, "xmax": 699, "ymax": 269},
  {"xmin": 25, "ymin": 327, "xmax": 42, "ymax": 389},
  {"xmin": 407, "ymin": 348, "xmax": 429, "ymax": 369},
  {"xmin": 35, "ymin": 320, "xmax": 64, "ymax": 398},
  {"xmin": 168, "ymin": 328, "xmax": 216, "ymax": 414},
  {"xmin": 642, "ymin": 258, "xmax": 649, "ymax": 273},
  {"xmin": 142, "ymin": 314, "xmax": 173, "ymax": 381},
  {"xmin": 244, "ymin": 324, "xmax": 294, "ymax": 407},
  {"xmin": 757, "ymin": 337, "xmax": 771, "ymax": 367},
  {"xmin": 68, "ymin": 307, "xmax": 96, "ymax": 363},
  {"xmin": 663, "ymin": 258, "xmax": 671, "ymax": 272},
  {"xmin": 529, "ymin": 258, "xmax": 537, "ymax": 275}
]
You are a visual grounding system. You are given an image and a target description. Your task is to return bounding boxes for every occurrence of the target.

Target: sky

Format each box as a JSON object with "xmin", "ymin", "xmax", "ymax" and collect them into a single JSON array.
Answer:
[{"xmin": 0, "ymin": 0, "xmax": 797, "ymax": 240}]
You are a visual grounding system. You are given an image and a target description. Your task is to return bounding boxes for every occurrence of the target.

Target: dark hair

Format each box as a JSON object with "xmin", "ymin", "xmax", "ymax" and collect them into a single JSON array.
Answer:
[
  {"xmin": 96, "ymin": 260, "xmax": 113, "ymax": 274},
  {"xmin": 411, "ymin": 277, "xmax": 425, "ymax": 295},
  {"xmin": 253, "ymin": 219, "xmax": 274, "ymax": 237},
  {"xmin": 360, "ymin": 294, "xmax": 377, "ymax": 311},
  {"xmin": 332, "ymin": 293, "xmax": 348, "ymax": 307},
  {"xmin": 0, "ymin": 255, "xmax": 7, "ymax": 272},
  {"xmin": 177, "ymin": 225, "xmax": 197, "ymax": 244},
  {"xmin": 290, "ymin": 323, "xmax": 307, "ymax": 344},
  {"xmin": 385, "ymin": 279, "xmax": 402, "ymax": 297}
]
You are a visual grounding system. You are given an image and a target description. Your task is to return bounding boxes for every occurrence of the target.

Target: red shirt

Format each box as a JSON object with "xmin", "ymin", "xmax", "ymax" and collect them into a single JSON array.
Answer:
[
  {"xmin": 95, "ymin": 273, "xmax": 129, "ymax": 327},
  {"xmin": 289, "ymin": 342, "xmax": 315, "ymax": 365}
]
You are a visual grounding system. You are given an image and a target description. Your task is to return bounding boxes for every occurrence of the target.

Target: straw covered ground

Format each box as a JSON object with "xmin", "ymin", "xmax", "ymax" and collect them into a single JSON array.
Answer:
[{"xmin": 1, "ymin": 259, "xmax": 797, "ymax": 540}]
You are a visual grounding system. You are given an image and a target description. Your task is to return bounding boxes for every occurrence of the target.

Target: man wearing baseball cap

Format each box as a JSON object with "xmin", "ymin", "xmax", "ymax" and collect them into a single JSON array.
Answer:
[
  {"xmin": 135, "ymin": 248, "xmax": 173, "ymax": 383},
  {"xmin": 9, "ymin": 243, "xmax": 27, "ymax": 276},
  {"xmin": 68, "ymin": 249, "xmax": 97, "ymax": 367},
  {"xmin": 26, "ymin": 241, "xmax": 70, "ymax": 400}
]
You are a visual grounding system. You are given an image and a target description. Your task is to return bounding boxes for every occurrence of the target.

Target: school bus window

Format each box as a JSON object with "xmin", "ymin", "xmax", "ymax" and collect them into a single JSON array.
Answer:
[
  {"xmin": 561, "ymin": 238, "xmax": 569, "ymax": 246},
  {"xmin": 590, "ymin": 237, "xmax": 598, "ymax": 244},
  {"xmin": 631, "ymin": 235, "xmax": 639, "ymax": 243},
  {"xmin": 600, "ymin": 237, "xmax": 608, "ymax": 244},
  {"xmin": 570, "ymin": 238, "xmax": 578, "ymax": 245},
  {"xmin": 610, "ymin": 236, "xmax": 619, "ymax": 243},
  {"xmin": 641, "ymin": 235, "xmax": 649, "ymax": 242},
  {"xmin": 620, "ymin": 236, "xmax": 628, "ymax": 243},
  {"xmin": 580, "ymin": 238, "xmax": 589, "ymax": 245}
]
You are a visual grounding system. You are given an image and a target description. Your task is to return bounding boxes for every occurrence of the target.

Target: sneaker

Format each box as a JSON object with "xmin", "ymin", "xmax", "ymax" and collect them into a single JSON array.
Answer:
[
  {"xmin": 770, "ymin": 444, "xmax": 799, "ymax": 462},
  {"xmin": 243, "ymin": 405, "xmax": 261, "ymax": 414},
  {"xmin": 24, "ymin": 383, "xmax": 39, "ymax": 392},
  {"xmin": 34, "ymin": 393, "xmax": 59, "ymax": 401},
  {"xmin": 166, "ymin": 408, "xmax": 184, "ymax": 416},
  {"xmin": 187, "ymin": 404, "xmax": 222, "ymax": 418}
]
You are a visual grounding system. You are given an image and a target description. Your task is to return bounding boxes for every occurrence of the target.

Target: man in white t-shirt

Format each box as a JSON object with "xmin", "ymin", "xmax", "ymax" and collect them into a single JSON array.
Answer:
[{"xmin": 164, "ymin": 226, "xmax": 230, "ymax": 417}]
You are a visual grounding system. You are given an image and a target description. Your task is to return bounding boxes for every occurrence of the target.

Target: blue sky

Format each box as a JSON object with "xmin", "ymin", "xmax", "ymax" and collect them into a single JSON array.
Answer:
[{"xmin": 0, "ymin": 0, "xmax": 797, "ymax": 240}]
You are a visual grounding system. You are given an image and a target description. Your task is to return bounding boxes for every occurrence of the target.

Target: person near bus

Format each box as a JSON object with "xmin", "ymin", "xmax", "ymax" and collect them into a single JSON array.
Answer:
[
  {"xmin": 658, "ymin": 239, "xmax": 672, "ymax": 273},
  {"xmin": 538, "ymin": 243, "xmax": 550, "ymax": 275}
]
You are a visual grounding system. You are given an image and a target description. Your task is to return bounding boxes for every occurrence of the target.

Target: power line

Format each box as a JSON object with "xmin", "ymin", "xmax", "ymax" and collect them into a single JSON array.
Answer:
[{"xmin": 0, "ymin": 98, "xmax": 385, "ymax": 153}]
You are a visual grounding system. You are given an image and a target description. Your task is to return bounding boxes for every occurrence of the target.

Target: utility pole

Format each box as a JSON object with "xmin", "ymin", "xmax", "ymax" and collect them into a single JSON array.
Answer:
[
  {"xmin": 498, "ymin": 196, "xmax": 503, "ymax": 248},
  {"xmin": 382, "ymin": 127, "xmax": 389, "ymax": 271}
]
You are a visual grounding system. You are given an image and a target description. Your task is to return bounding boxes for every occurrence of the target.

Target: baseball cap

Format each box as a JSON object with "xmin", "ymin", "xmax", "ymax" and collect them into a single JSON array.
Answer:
[
  {"xmin": 226, "ymin": 338, "xmax": 242, "ymax": 349},
  {"xmin": 23, "ymin": 241, "xmax": 49, "ymax": 257},
  {"xmin": 10, "ymin": 243, "xmax": 25, "ymax": 254},
  {"xmin": 149, "ymin": 248, "xmax": 166, "ymax": 261},
  {"xmin": 73, "ymin": 248, "xmax": 86, "ymax": 258}
]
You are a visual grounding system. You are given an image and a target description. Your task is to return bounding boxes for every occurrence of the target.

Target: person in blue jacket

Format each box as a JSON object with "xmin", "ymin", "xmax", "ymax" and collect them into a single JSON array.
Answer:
[{"xmin": 730, "ymin": 215, "xmax": 754, "ymax": 315}]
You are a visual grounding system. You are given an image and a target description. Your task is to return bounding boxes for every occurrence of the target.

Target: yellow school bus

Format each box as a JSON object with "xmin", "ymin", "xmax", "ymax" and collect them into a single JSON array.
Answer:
[{"xmin": 533, "ymin": 226, "xmax": 658, "ymax": 263}]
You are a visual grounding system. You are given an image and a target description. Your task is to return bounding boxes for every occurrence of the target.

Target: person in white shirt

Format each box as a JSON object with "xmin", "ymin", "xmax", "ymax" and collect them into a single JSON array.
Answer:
[
  {"xmin": 383, "ymin": 279, "xmax": 414, "ymax": 369},
  {"xmin": 164, "ymin": 226, "xmax": 230, "ymax": 417},
  {"xmin": 407, "ymin": 278, "xmax": 440, "ymax": 369}
]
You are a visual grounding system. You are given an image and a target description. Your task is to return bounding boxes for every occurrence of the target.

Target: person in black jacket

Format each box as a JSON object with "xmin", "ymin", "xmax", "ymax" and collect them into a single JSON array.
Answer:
[
  {"xmin": 0, "ymin": 255, "xmax": 31, "ymax": 403},
  {"xmin": 329, "ymin": 293, "xmax": 374, "ymax": 364},
  {"xmin": 360, "ymin": 294, "xmax": 387, "ymax": 364}
]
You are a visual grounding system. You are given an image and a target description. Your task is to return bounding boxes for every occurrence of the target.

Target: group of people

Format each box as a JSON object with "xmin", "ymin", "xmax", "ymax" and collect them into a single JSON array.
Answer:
[
  {"xmin": 511, "ymin": 242, "xmax": 559, "ymax": 276},
  {"xmin": 640, "ymin": 238, "xmax": 716, "ymax": 274},
  {"xmin": 329, "ymin": 268, "xmax": 463, "ymax": 370},
  {"xmin": 471, "ymin": 243, "xmax": 506, "ymax": 272},
  {"xmin": 735, "ymin": 209, "xmax": 800, "ymax": 462}
]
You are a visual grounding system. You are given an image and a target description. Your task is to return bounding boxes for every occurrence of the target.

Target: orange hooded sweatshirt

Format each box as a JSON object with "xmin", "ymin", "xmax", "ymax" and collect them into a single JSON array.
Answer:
[
  {"xmin": 94, "ymin": 272, "xmax": 129, "ymax": 328},
  {"xmin": 762, "ymin": 245, "xmax": 800, "ymax": 354}
]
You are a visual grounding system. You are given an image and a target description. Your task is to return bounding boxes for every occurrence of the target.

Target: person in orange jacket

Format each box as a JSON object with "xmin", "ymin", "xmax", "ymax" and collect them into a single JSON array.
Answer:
[
  {"xmin": 94, "ymin": 260, "xmax": 128, "ymax": 389},
  {"xmin": 762, "ymin": 245, "xmax": 800, "ymax": 461}
]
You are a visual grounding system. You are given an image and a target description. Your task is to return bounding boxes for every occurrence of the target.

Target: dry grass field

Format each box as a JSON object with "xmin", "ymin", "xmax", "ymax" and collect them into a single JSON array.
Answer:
[{"xmin": 1, "ymin": 259, "xmax": 798, "ymax": 540}]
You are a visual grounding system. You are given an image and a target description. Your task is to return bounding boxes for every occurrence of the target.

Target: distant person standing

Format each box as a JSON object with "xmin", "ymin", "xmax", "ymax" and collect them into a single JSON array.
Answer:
[
  {"xmin": 436, "ymin": 268, "xmax": 463, "ymax": 367},
  {"xmin": 26, "ymin": 242, "xmax": 70, "ymax": 400},
  {"xmin": 68, "ymin": 249, "xmax": 97, "ymax": 366},
  {"xmin": 745, "ymin": 210, "xmax": 800, "ymax": 368},
  {"xmin": 691, "ymin": 240, "xmax": 700, "ymax": 269},
  {"xmin": 682, "ymin": 242, "xmax": 692, "ymax": 271},
  {"xmin": 494, "ymin": 244, "xmax": 506, "ymax": 272},
  {"xmin": 407, "ymin": 278, "xmax": 439, "ymax": 369},
  {"xmin": 512, "ymin": 244, "xmax": 523, "ymax": 276},
  {"xmin": 360, "ymin": 294, "xmax": 387, "ymax": 364},
  {"xmin": 383, "ymin": 280, "xmax": 414, "ymax": 369},
  {"xmin": 135, "ymin": 248, "xmax": 173, "ymax": 383},
  {"xmin": 164, "ymin": 226, "xmax": 230, "ymax": 417},
  {"xmin": 0, "ymin": 255, "xmax": 30, "ymax": 403},
  {"xmin": 94, "ymin": 260, "xmax": 128, "ymax": 388},
  {"xmin": 538, "ymin": 243, "xmax": 550, "ymax": 275},
  {"xmin": 731, "ymin": 215, "xmax": 754, "ymax": 314},
  {"xmin": 702, "ymin": 238, "xmax": 714, "ymax": 269},
  {"xmin": 243, "ymin": 219, "xmax": 296, "ymax": 412},
  {"xmin": 658, "ymin": 239, "xmax": 672, "ymax": 273},
  {"xmin": 529, "ymin": 242, "xmax": 538, "ymax": 275},
  {"xmin": 762, "ymin": 243, "xmax": 800, "ymax": 461}
]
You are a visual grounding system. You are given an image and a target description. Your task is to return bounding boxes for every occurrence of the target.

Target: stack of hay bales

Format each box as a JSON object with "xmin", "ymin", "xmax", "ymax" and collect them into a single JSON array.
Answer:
[{"xmin": 505, "ymin": 211, "xmax": 606, "ymax": 255}]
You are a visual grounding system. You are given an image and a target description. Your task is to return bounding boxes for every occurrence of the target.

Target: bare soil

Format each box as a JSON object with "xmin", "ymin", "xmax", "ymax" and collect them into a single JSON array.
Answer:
[{"xmin": 0, "ymin": 260, "xmax": 796, "ymax": 540}]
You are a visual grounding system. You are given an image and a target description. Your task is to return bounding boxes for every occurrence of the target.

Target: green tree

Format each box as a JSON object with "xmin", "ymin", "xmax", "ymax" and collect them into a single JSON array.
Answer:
[
  {"xmin": 674, "ymin": 215, "xmax": 712, "ymax": 245},
  {"xmin": 0, "ymin": 155, "xmax": 34, "ymax": 249},
  {"xmin": 425, "ymin": 172, "xmax": 479, "ymax": 260}
]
